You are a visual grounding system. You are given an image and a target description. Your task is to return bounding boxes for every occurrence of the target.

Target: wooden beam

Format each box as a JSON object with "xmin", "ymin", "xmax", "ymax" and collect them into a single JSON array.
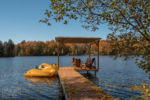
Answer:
[
  {"xmin": 57, "ymin": 42, "xmax": 60, "ymax": 68},
  {"xmin": 88, "ymin": 44, "xmax": 91, "ymax": 58},
  {"xmin": 74, "ymin": 67, "xmax": 97, "ymax": 71},
  {"xmin": 55, "ymin": 37, "xmax": 101, "ymax": 71},
  {"xmin": 56, "ymin": 37, "xmax": 101, "ymax": 43},
  {"xmin": 97, "ymin": 40, "xmax": 100, "ymax": 71},
  {"xmin": 58, "ymin": 67, "xmax": 114, "ymax": 100}
]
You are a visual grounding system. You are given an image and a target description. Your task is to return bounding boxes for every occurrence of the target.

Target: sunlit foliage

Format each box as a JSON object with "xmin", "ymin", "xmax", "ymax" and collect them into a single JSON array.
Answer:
[
  {"xmin": 40, "ymin": 0, "xmax": 150, "ymax": 72},
  {"xmin": 129, "ymin": 83, "xmax": 150, "ymax": 100},
  {"xmin": 107, "ymin": 32, "xmax": 150, "ymax": 73},
  {"xmin": 0, "ymin": 39, "xmax": 150, "ymax": 73},
  {"xmin": 0, "ymin": 39, "xmax": 149, "ymax": 57},
  {"xmin": 41, "ymin": 0, "xmax": 149, "ymax": 41}
]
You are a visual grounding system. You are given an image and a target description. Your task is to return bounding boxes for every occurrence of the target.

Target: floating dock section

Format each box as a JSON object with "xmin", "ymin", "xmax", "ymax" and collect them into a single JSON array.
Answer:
[{"xmin": 58, "ymin": 67, "xmax": 114, "ymax": 100}]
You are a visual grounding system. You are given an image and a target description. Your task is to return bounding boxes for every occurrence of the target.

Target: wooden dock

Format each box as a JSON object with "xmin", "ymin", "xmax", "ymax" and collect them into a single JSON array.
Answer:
[
  {"xmin": 74, "ymin": 67, "xmax": 97, "ymax": 71},
  {"xmin": 58, "ymin": 67, "xmax": 114, "ymax": 100}
]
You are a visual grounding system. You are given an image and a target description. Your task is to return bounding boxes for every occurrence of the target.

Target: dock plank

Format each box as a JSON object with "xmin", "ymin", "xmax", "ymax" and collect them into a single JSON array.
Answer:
[
  {"xmin": 74, "ymin": 67, "xmax": 97, "ymax": 71},
  {"xmin": 58, "ymin": 67, "xmax": 114, "ymax": 100}
]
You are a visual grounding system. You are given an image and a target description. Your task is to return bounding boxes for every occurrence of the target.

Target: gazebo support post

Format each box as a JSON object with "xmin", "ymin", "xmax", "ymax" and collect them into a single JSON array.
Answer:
[
  {"xmin": 87, "ymin": 71, "xmax": 88, "ymax": 74},
  {"xmin": 57, "ymin": 42, "xmax": 60, "ymax": 68},
  {"xmin": 95, "ymin": 71, "xmax": 96, "ymax": 76},
  {"xmin": 55, "ymin": 37, "xmax": 101, "ymax": 74},
  {"xmin": 97, "ymin": 40, "xmax": 100, "ymax": 71},
  {"xmin": 89, "ymin": 44, "xmax": 91, "ymax": 58}
]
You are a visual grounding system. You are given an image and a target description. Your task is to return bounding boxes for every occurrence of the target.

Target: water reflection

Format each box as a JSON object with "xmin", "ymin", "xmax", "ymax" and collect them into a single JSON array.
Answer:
[
  {"xmin": 81, "ymin": 72, "xmax": 149, "ymax": 100},
  {"xmin": 0, "ymin": 56, "xmax": 150, "ymax": 100},
  {"xmin": 23, "ymin": 76, "xmax": 63, "ymax": 100},
  {"xmin": 0, "ymin": 57, "xmax": 63, "ymax": 100},
  {"xmin": 129, "ymin": 82, "xmax": 150, "ymax": 100},
  {"xmin": 81, "ymin": 72, "xmax": 99, "ymax": 83},
  {"xmin": 25, "ymin": 77, "xmax": 57, "ymax": 86}
]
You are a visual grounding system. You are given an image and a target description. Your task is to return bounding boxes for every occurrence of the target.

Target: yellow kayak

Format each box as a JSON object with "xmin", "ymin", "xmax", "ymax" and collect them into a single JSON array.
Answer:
[{"xmin": 24, "ymin": 63, "xmax": 58, "ymax": 77}]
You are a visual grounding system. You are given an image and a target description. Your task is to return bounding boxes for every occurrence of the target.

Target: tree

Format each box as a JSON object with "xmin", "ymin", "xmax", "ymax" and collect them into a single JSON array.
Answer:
[
  {"xmin": 41, "ymin": 0, "xmax": 149, "ymax": 41},
  {"xmin": 3, "ymin": 40, "xmax": 15, "ymax": 57},
  {"xmin": 14, "ymin": 45, "xmax": 21, "ymax": 56},
  {"xmin": 7, "ymin": 39, "xmax": 15, "ymax": 57},
  {"xmin": 41, "ymin": 0, "xmax": 150, "ymax": 72},
  {"xmin": 0, "ymin": 41, "xmax": 3, "ymax": 57},
  {"xmin": 3, "ymin": 42, "xmax": 8, "ymax": 57}
]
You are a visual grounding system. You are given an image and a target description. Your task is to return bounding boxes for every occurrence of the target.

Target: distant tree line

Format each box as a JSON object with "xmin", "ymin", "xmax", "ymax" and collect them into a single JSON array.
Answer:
[
  {"xmin": 0, "ymin": 39, "xmax": 15, "ymax": 57},
  {"xmin": 0, "ymin": 39, "xmax": 149, "ymax": 57},
  {"xmin": 14, "ymin": 40, "xmax": 87, "ymax": 56}
]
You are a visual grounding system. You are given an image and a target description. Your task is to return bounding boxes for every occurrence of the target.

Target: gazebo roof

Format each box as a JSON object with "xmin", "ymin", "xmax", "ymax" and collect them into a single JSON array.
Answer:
[{"xmin": 55, "ymin": 37, "xmax": 101, "ymax": 43}]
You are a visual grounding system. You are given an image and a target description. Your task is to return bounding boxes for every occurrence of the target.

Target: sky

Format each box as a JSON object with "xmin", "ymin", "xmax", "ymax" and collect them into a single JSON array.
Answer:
[{"xmin": 0, "ymin": 0, "xmax": 111, "ymax": 44}]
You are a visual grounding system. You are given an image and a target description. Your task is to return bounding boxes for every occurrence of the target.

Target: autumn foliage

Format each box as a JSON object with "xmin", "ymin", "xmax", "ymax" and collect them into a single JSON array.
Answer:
[{"xmin": 0, "ymin": 39, "xmax": 149, "ymax": 57}]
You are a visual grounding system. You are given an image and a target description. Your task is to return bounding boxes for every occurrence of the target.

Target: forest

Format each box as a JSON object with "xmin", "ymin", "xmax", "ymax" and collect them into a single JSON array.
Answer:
[{"xmin": 0, "ymin": 39, "xmax": 149, "ymax": 57}]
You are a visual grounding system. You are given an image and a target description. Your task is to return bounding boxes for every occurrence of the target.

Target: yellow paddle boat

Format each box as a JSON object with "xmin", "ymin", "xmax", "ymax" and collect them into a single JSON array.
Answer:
[
  {"xmin": 24, "ymin": 63, "xmax": 58, "ymax": 77},
  {"xmin": 38, "ymin": 63, "xmax": 58, "ymax": 70}
]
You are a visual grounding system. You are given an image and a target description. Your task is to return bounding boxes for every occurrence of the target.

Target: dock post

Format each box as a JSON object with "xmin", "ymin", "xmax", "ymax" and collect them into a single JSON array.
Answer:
[
  {"xmin": 97, "ymin": 40, "xmax": 100, "ymax": 71},
  {"xmin": 57, "ymin": 42, "xmax": 60, "ymax": 68},
  {"xmin": 95, "ymin": 71, "xmax": 96, "ymax": 76},
  {"xmin": 89, "ymin": 44, "xmax": 91, "ymax": 58},
  {"xmin": 58, "ymin": 52, "xmax": 59, "ymax": 67}
]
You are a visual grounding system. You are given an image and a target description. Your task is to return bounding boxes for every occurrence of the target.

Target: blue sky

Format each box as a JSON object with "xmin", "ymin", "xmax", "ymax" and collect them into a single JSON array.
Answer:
[{"xmin": 0, "ymin": 0, "xmax": 111, "ymax": 44}]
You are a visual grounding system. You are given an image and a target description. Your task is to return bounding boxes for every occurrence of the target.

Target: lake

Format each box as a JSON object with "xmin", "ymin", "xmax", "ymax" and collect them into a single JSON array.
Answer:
[{"xmin": 0, "ymin": 56, "xmax": 150, "ymax": 100}]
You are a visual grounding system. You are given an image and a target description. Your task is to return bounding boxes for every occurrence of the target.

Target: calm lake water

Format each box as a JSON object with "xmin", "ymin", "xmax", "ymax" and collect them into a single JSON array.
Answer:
[{"xmin": 0, "ymin": 56, "xmax": 150, "ymax": 100}]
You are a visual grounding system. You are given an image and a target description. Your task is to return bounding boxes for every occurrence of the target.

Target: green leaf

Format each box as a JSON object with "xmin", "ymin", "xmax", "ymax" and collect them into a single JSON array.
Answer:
[{"xmin": 64, "ymin": 20, "xmax": 68, "ymax": 24}]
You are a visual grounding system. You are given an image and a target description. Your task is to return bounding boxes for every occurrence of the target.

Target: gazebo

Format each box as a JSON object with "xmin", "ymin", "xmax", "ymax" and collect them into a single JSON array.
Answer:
[{"xmin": 55, "ymin": 37, "xmax": 101, "ymax": 73}]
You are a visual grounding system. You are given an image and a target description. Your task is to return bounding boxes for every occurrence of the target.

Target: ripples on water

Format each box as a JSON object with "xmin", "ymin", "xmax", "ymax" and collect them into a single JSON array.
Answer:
[
  {"xmin": 0, "ymin": 57, "xmax": 64, "ymax": 100},
  {"xmin": 80, "ymin": 56, "xmax": 150, "ymax": 100},
  {"xmin": 0, "ymin": 77, "xmax": 63, "ymax": 100},
  {"xmin": 0, "ymin": 56, "xmax": 150, "ymax": 100}
]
